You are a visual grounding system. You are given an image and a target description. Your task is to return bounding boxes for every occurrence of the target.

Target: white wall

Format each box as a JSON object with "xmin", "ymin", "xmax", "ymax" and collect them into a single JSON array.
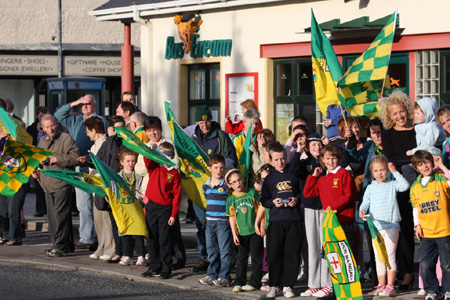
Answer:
[{"xmin": 0, "ymin": 80, "xmax": 35, "ymax": 126}]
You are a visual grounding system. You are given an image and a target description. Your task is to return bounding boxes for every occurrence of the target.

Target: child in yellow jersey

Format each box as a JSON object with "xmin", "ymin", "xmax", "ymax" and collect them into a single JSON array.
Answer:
[{"xmin": 410, "ymin": 150, "xmax": 450, "ymax": 300}]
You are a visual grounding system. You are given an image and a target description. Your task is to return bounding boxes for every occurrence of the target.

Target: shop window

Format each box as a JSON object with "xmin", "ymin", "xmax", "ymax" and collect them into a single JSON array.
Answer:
[
  {"xmin": 439, "ymin": 50, "xmax": 450, "ymax": 104},
  {"xmin": 273, "ymin": 58, "xmax": 316, "ymax": 144},
  {"xmin": 417, "ymin": 50, "xmax": 440, "ymax": 103},
  {"xmin": 188, "ymin": 63, "xmax": 220, "ymax": 124}
]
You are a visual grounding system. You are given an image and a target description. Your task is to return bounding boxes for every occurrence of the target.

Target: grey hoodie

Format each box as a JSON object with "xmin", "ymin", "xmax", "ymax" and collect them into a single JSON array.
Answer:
[{"xmin": 412, "ymin": 97, "xmax": 446, "ymax": 153}]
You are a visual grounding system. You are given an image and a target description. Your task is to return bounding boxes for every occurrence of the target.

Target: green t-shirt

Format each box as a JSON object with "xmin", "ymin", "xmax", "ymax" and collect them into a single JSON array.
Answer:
[{"xmin": 226, "ymin": 188, "xmax": 260, "ymax": 236}]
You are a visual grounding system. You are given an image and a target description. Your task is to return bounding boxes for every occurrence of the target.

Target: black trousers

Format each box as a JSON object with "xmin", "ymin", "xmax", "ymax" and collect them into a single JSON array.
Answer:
[
  {"xmin": 108, "ymin": 210, "xmax": 123, "ymax": 256},
  {"xmin": 267, "ymin": 221, "xmax": 303, "ymax": 288},
  {"xmin": 145, "ymin": 201, "xmax": 174, "ymax": 272},
  {"xmin": 46, "ymin": 187, "xmax": 74, "ymax": 252},
  {"xmin": 235, "ymin": 233, "xmax": 264, "ymax": 288},
  {"xmin": 123, "ymin": 235, "xmax": 145, "ymax": 257},
  {"xmin": 172, "ymin": 217, "xmax": 186, "ymax": 266},
  {"xmin": 34, "ymin": 178, "xmax": 47, "ymax": 215}
]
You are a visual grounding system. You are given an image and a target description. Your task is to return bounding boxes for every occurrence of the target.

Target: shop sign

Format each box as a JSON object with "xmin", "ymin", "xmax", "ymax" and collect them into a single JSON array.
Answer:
[
  {"xmin": 0, "ymin": 55, "xmax": 57, "ymax": 75},
  {"xmin": 165, "ymin": 34, "xmax": 232, "ymax": 60},
  {"xmin": 65, "ymin": 56, "xmax": 141, "ymax": 76}
]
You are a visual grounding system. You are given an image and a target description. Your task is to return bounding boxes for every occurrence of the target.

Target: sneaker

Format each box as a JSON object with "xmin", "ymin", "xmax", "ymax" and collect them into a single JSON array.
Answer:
[
  {"xmin": 141, "ymin": 268, "xmax": 161, "ymax": 277},
  {"xmin": 89, "ymin": 253, "xmax": 99, "ymax": 260},
  {"xmin": 372, "ymin": 285, "xmax": 385, "ymax": 296},
  {"xmin": 233, "ymin": 285, "xmax": 242, "ymax": 293},
  {"xmin": 46, "ymin": 249, "xmax": 66, "ymax": 257},
  {"xmin": 313, "ymin": 287, "xmax": 332, "ymax": 297},
  {"xmin": 301, "ymin": 288, "xmax": 320, "ymax": 297},
  {"xmin": 262, "ymin": 273, "xmax": 269, "ymax": 283},
  {"xmin": 136, "ymin": 256, "xmax": 145, "ymax": 266},
  {"xmin": 418, "ymin": 289, "xmax": 428, "ymax": 296},
  {"xmin": 283, "ymin": 287, "xmax": 295, "ymax": 298},
  {"xmin": 99, "ymin": 255, "xmax": 111, "ymax": 261},
  {"xmin": 444, "ymin": 291, "xmax": 450, "ymax": 300},
  {"xmin": 241, "ymin": 284, "xmax": 256, "ymax": 292},
  {"xmin": 119, "ymin": 256, "xmax": 133, "ymax": 266},
  {"xmin": 266, "ymin": 287, "xmax": 279, "ymax": 299},
  {"xmin": 426, "ymin": 293, "xmax": 438, "ymax": 300},
  {"xmin": 212, "ymin": 278, "xmax": 229, "ymax": 287},
  {"xmin": 159, "ymin": 271, "xmax": 172, "ymax": 279},
  {"xmin": 199, "ymin": 275, "xmax": 213, "ymax": 285},
  {"xmin": 379, "ymin": 284, "xmax": 396, "ymax": 297},
  {"xmin": 191, "ymin": 258, "xmax": 209, "ymax": 273},
  {"xmin": 145, "ymin": 253, "xmax": 149, "ymax": 260},
  {"xmin": 260, "ymin": 285, "xmax": 270, "ymax": 292}
]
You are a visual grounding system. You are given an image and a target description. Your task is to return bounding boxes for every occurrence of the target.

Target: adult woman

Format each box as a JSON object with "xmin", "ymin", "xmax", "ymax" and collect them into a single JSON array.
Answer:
[
  {"xmin": 250, "ymin": 128, "xmax": 276, "ymax": 176},
  {"xmin": 225, "ymin": 99, "xmax": 263, "ymax": 135},
  {"xmin": 78, "ymin": 116, "xmax": 115, "ymax": 261},
  {"xmin": 380, "ymin": 90, "xmax": 416, "ymax": 290}
]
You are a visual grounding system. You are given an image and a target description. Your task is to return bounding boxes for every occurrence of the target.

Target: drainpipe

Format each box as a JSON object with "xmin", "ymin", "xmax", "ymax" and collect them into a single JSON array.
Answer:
[{"xmin": 121, "ymin": 23, "xmax": 134, "ymax": 93}]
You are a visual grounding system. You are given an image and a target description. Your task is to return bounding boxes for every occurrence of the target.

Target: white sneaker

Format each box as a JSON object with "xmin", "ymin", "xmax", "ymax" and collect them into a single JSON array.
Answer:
[
  {"xmin": 418, "ymin": 289, "xmax": 428, "ymax": 296},
  {"xmin": 444, "ymin": 291, "xmax": 450, "ymax": 300},
  {"xmin": 283, "ymin": 287, "xmax": 295, "ymax": 298},
  {"xmin": 199, "ymin": 275, "xmax": 213, "ymax": 285},
  {"xmin": 212, "ymin": 278, "xmax": 229, "ymax": 287},
  {"xmin": 99, "ymin": 254, "xmax": 111, "ymax": 261},
  {"xmin": 136, "ymin": 256, "xmax": 145, "ymax": 266},
  {"xmin": 241, "ymin": 284, "xmax": 256, "ymax": 291},
  {"xmin": 119, "ymin": 256, "xmax": 133, "ymax": 266},
  {"xmin": 312, "ymin": 287, "xmax": 332, "ymax": 297},
  {"xmin": 89, "ymin": 253, "xmax": 99, "ymax": 260},
  {"xmin": 266, "ymin": 287, "xmax": 279, "ymax": 299},
  {"xmin": 262, "ymin": 273, "xmax": 269, "ymax": 283},
  {"xmin": 426, "ymin": 293, "xmax": 438, "ymax": 300},
  {"xmin": 301, "ymin": 288, "xmax": 320, "ymax": 297},
  {"xmin": 232, "ymin": 285, "xmax": 242, "ymax": 293}
]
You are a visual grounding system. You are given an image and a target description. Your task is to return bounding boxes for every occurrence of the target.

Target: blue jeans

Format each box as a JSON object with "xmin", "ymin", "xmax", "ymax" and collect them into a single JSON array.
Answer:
[
  {"xmin": 193, "ymin": 203, "xmax": 207, "ymax": 259},
  {"xmin": 206, "ymin": 219, "xmax": 233, "ymax": 280},
  {"xmin": 76, "ymin": 166, "xmax": 96, "ymax": 243},
  {"xmin": 420, "ymin": 235, "xmax": 450, "ymax": 294}
]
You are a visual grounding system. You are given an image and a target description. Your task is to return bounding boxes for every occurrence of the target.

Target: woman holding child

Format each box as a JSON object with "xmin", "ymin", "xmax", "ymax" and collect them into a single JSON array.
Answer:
[{"xmin": 380, "ymin": 90, "xmax": 417, "ymax": 290}]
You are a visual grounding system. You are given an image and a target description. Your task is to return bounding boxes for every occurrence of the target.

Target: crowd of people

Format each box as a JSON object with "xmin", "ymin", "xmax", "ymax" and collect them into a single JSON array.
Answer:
[{"xmin": 0, "ymin": 90, "xmax": 450, "ymax": 300}]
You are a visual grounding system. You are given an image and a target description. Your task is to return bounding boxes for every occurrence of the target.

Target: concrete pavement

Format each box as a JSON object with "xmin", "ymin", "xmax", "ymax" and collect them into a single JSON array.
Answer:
[{"xmin": 0, "ymin": 192, "xmax": 423, "ymax": 299}]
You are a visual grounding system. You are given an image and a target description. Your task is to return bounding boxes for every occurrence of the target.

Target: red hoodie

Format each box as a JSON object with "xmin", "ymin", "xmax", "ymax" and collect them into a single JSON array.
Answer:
[{"xmin": 144, "ymin": 157, "xmax": 181, "ymax": 218}]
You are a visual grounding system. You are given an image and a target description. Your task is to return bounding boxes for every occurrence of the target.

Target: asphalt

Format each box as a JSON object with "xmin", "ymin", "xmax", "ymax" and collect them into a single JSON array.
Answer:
[{"xmin": 0, "ymin": 192, "xmax": 423, "ymax": 299}]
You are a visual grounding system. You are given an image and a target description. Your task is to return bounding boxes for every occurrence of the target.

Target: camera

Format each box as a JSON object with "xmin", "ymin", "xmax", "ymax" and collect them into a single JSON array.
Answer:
[{"xmin": 280, "ymin": 199, "xmax": 290, "ymax": 207}]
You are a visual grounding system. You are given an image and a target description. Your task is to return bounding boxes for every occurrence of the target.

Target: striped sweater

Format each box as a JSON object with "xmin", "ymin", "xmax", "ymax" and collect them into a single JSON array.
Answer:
[{"xmin": 202, "ymin": 177, "xmax": 229, "ymax": 221}]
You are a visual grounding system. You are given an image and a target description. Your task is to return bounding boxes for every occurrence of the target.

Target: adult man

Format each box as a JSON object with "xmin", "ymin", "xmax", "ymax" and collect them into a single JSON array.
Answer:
[
  {"xmin": 32, "ymin": 114, "xmax": 79, "ymax": 257},
  {"xmin": 129, "ymin": 111, "xmax": 149, "ymax": 143},
  {"xmin": 115, "ymin": 101, "xmax": 136, "ymax": 125},
  {"xmin": 190, "ymin": 105, "xmax": 237, "ymax": 272},
  {"xmin": 3, "ymin": 98, "xmax": 25, "ymax": 128},
  {"xmin": 55, "ymin": 94, "xmax": 108, "ymax": 248},
  {"xmin": 121, "ymin": 91, "xmax": 135, "ymax": 104}
]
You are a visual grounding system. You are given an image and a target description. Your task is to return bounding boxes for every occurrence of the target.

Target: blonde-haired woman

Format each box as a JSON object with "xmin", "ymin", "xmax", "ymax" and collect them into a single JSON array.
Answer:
[
  {"xmin": 225, "ymin": 99, "xmax": 263, "ymax": 135},
  {"xmin": 380, "ymin": 90, "xmax": 416, "ymax": 290}
]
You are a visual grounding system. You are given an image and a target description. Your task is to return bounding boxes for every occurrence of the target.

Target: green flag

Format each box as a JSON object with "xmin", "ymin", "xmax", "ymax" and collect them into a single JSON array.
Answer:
[
  {"xmin": 165, "ymin": 101, "xmax": 211, "ymax": 209},
  {"xmin": 323, "ymin": 210, "xmax": 362, "ymax": 300},
  {"xmin": 0, "ymin": 106, "xmax": 32, "ymax": 144},
  {"xmin": 311, "ymin": 9, "xmax": 342, "ymax": 115},
  {"xmin": 89, "ymin": 152, "xmax": 148, "ymax": 237},
  {"xmin": 338, "ymin": 11, "xmax": 397, "ymax": 119},
  {"xmin": 0, "ymin": 138, "xmax": 53, "ymax": 197},
  {"xmin": 114, "ymin": 127, "xmax": 175, "ymax": 166},
  {"xmin": 238, "ymin": 120, "xmax": 253, "ymax": 179},
  {"xmin": 40, "ymin": 169, "xmax": 106, "ymax": 196}
]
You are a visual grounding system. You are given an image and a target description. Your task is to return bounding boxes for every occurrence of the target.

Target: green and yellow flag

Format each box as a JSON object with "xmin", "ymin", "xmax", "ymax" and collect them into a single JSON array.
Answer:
[
  {"xmin": 311, "ymin": 10, "xmax": 342, "ymax": 115},
  {"xmin": 114, "ymin": 127, "xmax": 175, "ymax": 166},
  {"xmin": 0, "ymin": 138, "xmax": 53, "ymax": 197},
  {"xmin": 338, "ymin": 11, "xmax": 397, "ymax": 119},
  {"xmin": 165, "ymin": 101, "xmax": 210, "ymax": 209},
  {"xmin": 0, "ymin": 106, "xmax": 32, "ymax": 144},
  {"xmin": 238, "ymin": 120, "xmax": 253, "ymax": 179},
  {"xmin": 89, "ymin": 152, "xmax": 148, "ymax": 237},
  {"xmin": 40, "ymin": 169, "xmax": 106, "ymax": 197},
  {"xmin": 365, "ymin": 216, "xmax": 391, "ymax": 270},
  {"xmin": 323, "ymin": 210, "xmax": 362, "ymax": 300}
]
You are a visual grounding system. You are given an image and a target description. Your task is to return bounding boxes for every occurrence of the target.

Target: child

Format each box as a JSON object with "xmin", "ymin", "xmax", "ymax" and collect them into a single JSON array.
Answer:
[
  {"xmin": 116, "ymin": 149, "xmax": 146, "ymax": 266},
  {"xmin": 411, "ymin": 151, "xmax": 450, "ymax": 300},
  {"xmin": 436, "ymin": 105, "xmax": 450, "ymax": 169},
  {"xmin": 226, "ymin": 169, "xmax": 264, "ymax": 293},
  {"xmin": 198, "ymin": 154, "xmax": 233, "ymax": 287},
  {"xmin": 359, "ymin": 156, "xmax": 410, "ymax": 297},
  {"xmin": 303, "ymin": 145, "xmax": 356, "ymax": 271},
  {"xmin": 254, "ymin": 164, "xmax": 272, "ymax": 290},
  {"xmin": 261, "ymin": 143, "xmax": 303, "ymax": 299},
  {"xmin": 290, "ymin": 133, "xmax": 332, "ymax": 297},
  {"xmin": 403, "ymin": 98, "xmax": 446, "ymax": 183},
  {"xmin": 141, "ymin": 142, "xmax": 181, "ymax": 279}
]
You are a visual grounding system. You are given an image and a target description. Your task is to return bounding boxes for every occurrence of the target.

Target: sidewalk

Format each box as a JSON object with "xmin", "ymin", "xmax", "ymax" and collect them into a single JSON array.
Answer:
[{"xmin": 0, "ymin": 192, "xmax": 421, "ymax": 299}]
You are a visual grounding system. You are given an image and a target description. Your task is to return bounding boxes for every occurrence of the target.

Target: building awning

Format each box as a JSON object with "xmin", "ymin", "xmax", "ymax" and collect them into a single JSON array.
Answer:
[{"xmin": 89, "ymin": 0, "xmax": 286, "ymax": 22}]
